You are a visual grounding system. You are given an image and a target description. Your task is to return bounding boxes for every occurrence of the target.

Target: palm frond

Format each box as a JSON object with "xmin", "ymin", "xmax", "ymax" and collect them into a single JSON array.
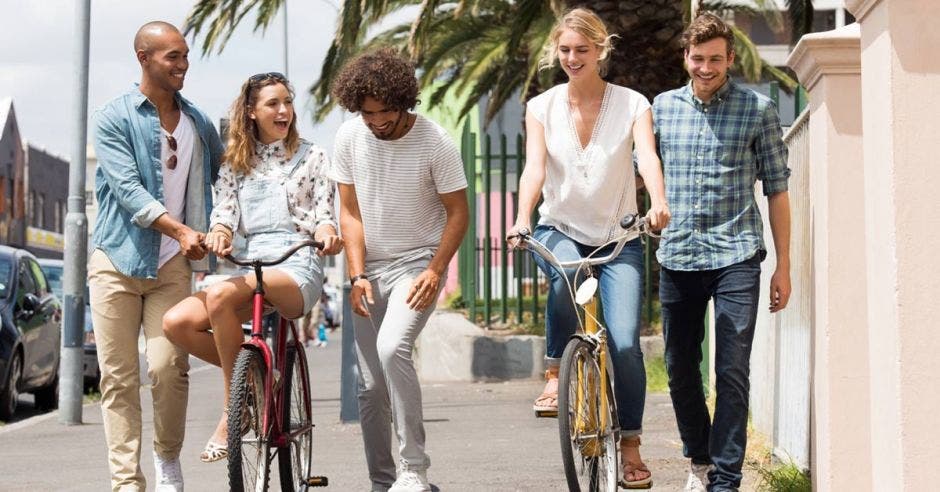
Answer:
[
  {"xmin": 731, "ymin": 24, "xmax": 763, "ymax": 82},
  {"xmin": 785, "ymin": 0, "xmax": 814, "ymax": 42}
]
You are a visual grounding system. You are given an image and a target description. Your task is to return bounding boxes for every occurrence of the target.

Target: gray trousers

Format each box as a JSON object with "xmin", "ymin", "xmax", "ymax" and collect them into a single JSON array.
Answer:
[{"xmin": 354, "ymin": 258, "xmax": 440, "ymax": 488}]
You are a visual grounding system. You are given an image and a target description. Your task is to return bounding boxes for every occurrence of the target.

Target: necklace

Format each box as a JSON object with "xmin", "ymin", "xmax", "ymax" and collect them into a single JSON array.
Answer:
[{"xmin": 566, "ymin": 83, "xmax": 610, "ymax": 178}]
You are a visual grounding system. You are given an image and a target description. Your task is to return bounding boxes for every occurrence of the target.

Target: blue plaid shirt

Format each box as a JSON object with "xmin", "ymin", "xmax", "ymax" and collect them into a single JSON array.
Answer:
[{"xmin": 653, "ymin": 79, "xmax": 790, "ymax": 271}]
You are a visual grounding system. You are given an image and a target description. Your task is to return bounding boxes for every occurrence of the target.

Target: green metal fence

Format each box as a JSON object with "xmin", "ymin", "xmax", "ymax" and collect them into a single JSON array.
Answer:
[{"xmin": 457, "ymin": 120, "xmax": 657, "ymax": 330}]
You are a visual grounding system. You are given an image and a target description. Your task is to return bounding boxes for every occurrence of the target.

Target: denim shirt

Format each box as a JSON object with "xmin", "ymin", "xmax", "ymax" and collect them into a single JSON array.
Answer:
[{"xmin": 92, "ymin": 85, "xmax": 223, "ymax": 279}]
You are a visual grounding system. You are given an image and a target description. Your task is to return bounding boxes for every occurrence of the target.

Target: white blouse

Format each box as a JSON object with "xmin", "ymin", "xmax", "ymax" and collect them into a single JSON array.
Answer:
[
  {"xmin": 527, "ymin": 83, "xmax": 651, "ymax": 246},
  {"xmin": 210, "ymin": 139, "xmax": 336, "ymax": 237}
]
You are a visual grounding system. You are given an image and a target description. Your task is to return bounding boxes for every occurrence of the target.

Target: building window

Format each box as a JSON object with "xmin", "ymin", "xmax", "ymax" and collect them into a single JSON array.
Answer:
[
  {"xmin": 36, "ymin": 193, "xmax": 44, "ymax": 229},
  {"xmin": 54, "ymin": 201, "xmax": 62, "ymax": 232},
  {"xmin": 27, "ymin": 190, "xmax": 34, "ymax": 226}
]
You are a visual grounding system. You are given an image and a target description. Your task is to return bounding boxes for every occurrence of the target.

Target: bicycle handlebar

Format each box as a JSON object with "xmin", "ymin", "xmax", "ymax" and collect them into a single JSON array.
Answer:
[
  {"xmin": 509, "ymin": 214, "xmax": 650, "ymax": 270},
  {"xmin": 223, "ymin": 239, "xmax": 324, "ymax": 267}
]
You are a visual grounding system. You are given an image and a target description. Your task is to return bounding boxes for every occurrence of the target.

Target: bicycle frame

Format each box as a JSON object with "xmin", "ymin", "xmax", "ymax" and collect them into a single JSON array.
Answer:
[
  {"xmin": 226, "ymin": 239, "xmax": 322, "ymax": 449},
  {"xmin": 514, "ymin": 215, "xmax": 652, "ymax": 445}
]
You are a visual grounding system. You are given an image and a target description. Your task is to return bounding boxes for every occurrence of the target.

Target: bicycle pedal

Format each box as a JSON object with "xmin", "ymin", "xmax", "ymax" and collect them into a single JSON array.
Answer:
[
  {"xmin": 306, "ymin": 476, "xmax": 329, "ymax": 487},
  {"xmin": 535, "ymin": 409, "xmax": 558, "ymax": 418}
]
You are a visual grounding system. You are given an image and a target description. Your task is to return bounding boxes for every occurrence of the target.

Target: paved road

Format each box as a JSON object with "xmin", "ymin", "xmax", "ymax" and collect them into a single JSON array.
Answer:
[{"xmin": 0, "ymin": 329, "xmax": 757, "ymax": 491}]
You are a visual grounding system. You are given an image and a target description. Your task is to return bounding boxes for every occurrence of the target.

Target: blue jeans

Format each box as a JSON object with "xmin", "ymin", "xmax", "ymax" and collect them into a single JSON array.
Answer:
[
  {"xmin": 532, "ymin": 225, "xmax": 646, "ymax": 435},
  {"xmin": 659, "ymin": 254, "xmax": 762, "ymax": 491}
]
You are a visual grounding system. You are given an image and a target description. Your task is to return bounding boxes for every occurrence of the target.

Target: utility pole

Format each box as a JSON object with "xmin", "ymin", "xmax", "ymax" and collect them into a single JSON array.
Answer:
[
  {"xmin": 283, "ymin": 0, "xmax": 289, "ymax": 79},
  {"xmin": 59, "ymin": 0, "xmax": 91, "ymax": 425}
]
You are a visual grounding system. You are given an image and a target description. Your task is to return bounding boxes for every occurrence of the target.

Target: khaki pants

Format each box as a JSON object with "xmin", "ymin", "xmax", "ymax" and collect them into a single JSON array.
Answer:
[{"xmin": 88, "ymin": 249, "xmax": 192, "ymax": 492}]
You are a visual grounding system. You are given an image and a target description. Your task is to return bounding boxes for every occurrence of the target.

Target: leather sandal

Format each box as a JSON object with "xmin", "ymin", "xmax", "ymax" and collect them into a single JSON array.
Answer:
[
  {"xmin": 533, "ymin": 367, "xmax": 560, "ymax": 412},
  {"xmin": 199, "ymin": 441, "xmax": 228, "ymax": 463},
  {"xmin": 619, "ymin": 435, "xmax": 652, "ymax": 489}
]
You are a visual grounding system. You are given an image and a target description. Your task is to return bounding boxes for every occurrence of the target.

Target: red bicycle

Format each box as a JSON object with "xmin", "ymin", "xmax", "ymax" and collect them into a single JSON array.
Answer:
[{"xmin": 224, "ymin": 239, "xmax": 328, "ymax": 491}]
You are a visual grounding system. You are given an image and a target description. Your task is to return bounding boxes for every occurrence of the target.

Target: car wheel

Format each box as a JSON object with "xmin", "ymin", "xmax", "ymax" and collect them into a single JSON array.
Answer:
[
  {"xmin": 0, "ymin": 353, "xmax": 22, "ymax": 421},
  {"xmin": 33, "ymin": 372, "xmax": 59, "ymax": 411}
]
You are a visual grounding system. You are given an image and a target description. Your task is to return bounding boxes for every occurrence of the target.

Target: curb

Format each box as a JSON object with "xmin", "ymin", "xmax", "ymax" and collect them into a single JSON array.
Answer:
[{"xmin": 415, "ymin": 310, "xmax": 665, "ymax": 382}]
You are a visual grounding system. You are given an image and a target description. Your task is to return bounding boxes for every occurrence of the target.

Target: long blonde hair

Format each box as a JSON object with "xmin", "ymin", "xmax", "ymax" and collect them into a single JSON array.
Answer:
[
  {"xmin": 538, "ymin": 8, "xmax": 617, "ymax": 77},
  {"xmin": 223, "ymin": 73, "xmax": 300, "ymax": 175}
]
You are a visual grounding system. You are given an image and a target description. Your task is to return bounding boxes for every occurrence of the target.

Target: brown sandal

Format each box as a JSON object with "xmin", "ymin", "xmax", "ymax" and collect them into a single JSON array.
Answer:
[
  {"xmin": 620, "ymin": 436, "xmax": 652, "ymax": 489},
  {"xmin": 533, "ymin": 367, "xmax": 560, "ymax": 412}
]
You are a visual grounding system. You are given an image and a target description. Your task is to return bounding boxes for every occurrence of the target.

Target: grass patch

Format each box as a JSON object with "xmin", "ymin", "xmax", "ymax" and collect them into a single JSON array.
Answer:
[
  {"xmin": 755, "ymin": 461, "xmax": 811, "ymax": 492},
  {"xmin": 83, "ymin": 389, "xmax": 102, "ymax": 403},
  {"xmin": 645, "ymin": 356, "xmax": 669, "ymax": 393}
]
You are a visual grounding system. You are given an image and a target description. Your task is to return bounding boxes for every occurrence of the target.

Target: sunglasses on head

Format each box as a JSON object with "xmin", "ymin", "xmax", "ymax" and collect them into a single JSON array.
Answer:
[
  {"xmin": 165, "ymin": 134, "xmax": 178, "ymax": 170},
  {"xmin": 248, "ymin": 72, "xmax": 287, "ymax": 85}
]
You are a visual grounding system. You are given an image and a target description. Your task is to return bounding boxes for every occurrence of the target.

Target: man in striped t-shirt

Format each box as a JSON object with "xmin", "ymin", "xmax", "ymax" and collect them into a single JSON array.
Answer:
[{"xmin": 329, "ymin": 48, "xmax": 469, "ymax": 492}]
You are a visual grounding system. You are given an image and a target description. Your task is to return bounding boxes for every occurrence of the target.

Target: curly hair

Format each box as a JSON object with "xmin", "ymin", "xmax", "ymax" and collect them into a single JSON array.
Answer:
[
  {"xmin": 682, "ymin": 12, "xmax": 735, "ymax": 55},
  {"xmin": 331, "ymin": 48, "xmax": 419, "ymax": 112},
  {"xmin": 224, "ymin": 74, "xmax": 300, "ymax": 175}
]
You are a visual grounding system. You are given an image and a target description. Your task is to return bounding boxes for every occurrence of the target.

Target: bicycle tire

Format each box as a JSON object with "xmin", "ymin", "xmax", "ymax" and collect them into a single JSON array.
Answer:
[
  {"xmin": 228, "ymin": 347, "xmax": 272, "ymax": 492},
  {"xmin": 278, "ymin": 342, "xmax": 314, "ymax": 491},
  {"xmin": 557, "ymin": 337, "xmax": 619, "ymax": 492}
]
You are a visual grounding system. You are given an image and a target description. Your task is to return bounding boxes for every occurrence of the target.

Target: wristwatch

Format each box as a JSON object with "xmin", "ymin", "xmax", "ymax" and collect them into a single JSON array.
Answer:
[{"xmin": 349, "ymin": 273, "xmax": 369, "ymax": 286}]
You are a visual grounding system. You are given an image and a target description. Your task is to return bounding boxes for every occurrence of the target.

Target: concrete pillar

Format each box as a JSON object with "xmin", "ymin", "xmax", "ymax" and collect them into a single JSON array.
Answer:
[
  {"xmin": 845, "ymin": 0, "xmax": 940, "ymax": 487},
  {"xmin": 788, "ymin": 24, "xmax": 870, "ymax": 491}
]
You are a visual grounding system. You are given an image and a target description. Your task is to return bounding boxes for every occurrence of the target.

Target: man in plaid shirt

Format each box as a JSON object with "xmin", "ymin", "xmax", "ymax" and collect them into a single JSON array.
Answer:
[{"xmin": 653, "ymin": 13, "xmax": 792, "ymax": 492}]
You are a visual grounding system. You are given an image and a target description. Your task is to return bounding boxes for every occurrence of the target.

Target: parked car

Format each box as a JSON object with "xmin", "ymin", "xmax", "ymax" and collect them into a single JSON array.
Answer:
[
  {"xmin": 37, "ymin": 259, "xmax": 99, "ymax": 392},
  {"xmin": 0, "ymin": 247, "xmax": 62, "ymax": 420}
]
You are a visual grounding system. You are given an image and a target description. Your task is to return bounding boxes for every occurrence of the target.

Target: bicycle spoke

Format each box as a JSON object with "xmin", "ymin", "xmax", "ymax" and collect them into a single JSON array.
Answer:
[{"xmin": 559, "ymin": 338, "xmax": 618, "ymax": 492}]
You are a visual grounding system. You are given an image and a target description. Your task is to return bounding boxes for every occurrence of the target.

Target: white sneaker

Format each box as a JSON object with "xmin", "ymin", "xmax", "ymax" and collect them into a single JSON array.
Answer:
[
  {"xmin": 389, "ymin": 469, "xmax": 431, "ymax": 492},
  {"xmin": 154, "ymin": 451, "xmax": 184, "ymax": 492},
  {"xmin": 683, "ymin": 463, "xmax": 710, "ymax": 492}
]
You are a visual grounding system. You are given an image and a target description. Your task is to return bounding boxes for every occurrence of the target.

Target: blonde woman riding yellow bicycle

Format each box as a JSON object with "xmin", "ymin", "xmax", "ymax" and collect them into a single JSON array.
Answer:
[{"xmin": 506, "ymin": 8, "xmax": 669, "ymax": 489}]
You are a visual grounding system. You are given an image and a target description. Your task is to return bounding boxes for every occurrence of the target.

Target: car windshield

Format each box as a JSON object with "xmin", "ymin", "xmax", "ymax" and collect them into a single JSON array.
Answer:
[
  {"xmin": 0, "ymin": 258, "xmax": 11, "ymax": 298},
  {"xmin": 41, "ymin": 264, "xmax": 64, "ymax": 299}
]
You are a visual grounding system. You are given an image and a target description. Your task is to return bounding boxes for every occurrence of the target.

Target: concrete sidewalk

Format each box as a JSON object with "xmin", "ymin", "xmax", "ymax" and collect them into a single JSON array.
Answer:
[{"xmin": 0, "ymin": 329, "xmax": 757, "ymax": 491}]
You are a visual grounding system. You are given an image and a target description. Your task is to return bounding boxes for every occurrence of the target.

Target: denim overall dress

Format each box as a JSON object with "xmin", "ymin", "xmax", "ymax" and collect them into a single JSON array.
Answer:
[{"xmin": 236, "ymin": 141, "xmax": 323, "ymax": 316}]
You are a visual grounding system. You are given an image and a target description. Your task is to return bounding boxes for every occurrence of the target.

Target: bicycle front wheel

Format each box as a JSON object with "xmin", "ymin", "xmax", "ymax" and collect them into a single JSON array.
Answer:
[
  {"xmin": 557, "ymin": 338, "xmax": 619, "ymax": 492},
  {"xmin": 278, "ymin": 343, "xmax": 314, "ymax": 491},
  {"xmin": 228, "ymin": 347, "xmax": 272, "ymax": 492}
]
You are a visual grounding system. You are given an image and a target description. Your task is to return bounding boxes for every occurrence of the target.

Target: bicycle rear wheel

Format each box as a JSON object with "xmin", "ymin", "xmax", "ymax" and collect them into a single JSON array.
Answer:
[
  {"xmin": 228, "ymin": 347, "xmax": 272, "ymax": 492},
  {"xmin": 557, "ymin": 338, "xmax": 619, "ymax": 492},
  {"xmin": 278, "ymin": 342, "xmax": 314, "ymax": 491}
]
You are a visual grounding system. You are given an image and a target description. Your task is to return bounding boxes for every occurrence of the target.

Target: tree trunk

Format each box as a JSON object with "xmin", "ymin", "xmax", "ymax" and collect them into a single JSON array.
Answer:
[{"xmin": 569, "ymin": 0, "xmax": 687, "ymax": 100}]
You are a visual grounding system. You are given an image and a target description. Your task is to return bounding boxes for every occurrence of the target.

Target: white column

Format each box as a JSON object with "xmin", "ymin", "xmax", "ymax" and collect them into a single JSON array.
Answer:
[
  {"xmin": 788, "ymin": 24, "xmax": 870, "ymax": 492},
  {"xmin": 846, "ymin": 0, "xmax": 940, "ymax": 487}
]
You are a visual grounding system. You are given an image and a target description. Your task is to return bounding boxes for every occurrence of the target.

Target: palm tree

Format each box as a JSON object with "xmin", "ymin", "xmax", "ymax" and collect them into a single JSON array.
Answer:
[{"xmin": 184, "ymin": 0, "xmax": 809, "ymax": 124}]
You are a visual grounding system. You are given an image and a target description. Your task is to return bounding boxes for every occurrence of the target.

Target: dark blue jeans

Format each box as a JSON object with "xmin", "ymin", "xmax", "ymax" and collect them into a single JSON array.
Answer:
[
  {"xmin": 532, "ymin": 225, "xmax": 646, "ymax": 435},
  {"xmin": 659, "ymin": 254, "xmax": 762, "ymax": 491}
]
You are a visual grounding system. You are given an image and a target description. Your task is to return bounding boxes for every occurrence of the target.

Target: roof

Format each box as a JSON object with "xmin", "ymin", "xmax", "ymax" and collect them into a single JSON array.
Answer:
[{"xmin": 0, "ymin": 97, "xmax": 12, "ymax": 130}]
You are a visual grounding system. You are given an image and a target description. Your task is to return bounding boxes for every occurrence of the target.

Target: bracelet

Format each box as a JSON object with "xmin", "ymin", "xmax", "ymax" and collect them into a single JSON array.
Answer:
[{"xmin": 349, "ymin": 273, "xmax": 369, "ymax": 285}]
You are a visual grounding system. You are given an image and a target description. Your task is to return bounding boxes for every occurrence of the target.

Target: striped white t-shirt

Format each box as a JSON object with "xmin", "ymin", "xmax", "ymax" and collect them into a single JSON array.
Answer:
[{"xmin": 330, "ymin": 114, "xmax": 468, "ymax": 273}]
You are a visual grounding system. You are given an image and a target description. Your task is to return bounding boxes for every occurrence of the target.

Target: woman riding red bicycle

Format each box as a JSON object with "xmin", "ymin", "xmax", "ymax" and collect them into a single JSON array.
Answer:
[{"xmin": 162, "ymin": 72, "xmax": 343, "ymax": 463}]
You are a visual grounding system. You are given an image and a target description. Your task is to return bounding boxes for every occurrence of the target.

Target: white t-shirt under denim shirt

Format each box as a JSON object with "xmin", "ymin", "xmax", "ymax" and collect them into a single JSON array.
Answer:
[
  {"xmin": 329, "ymin": 114, "xmax": 468, "ymax": 275},
  {"xmin": 158, "ymin": 113, "xmax": 194, "ymax": 268},
  {"xmin": 527, "ymin": 83, "xmax": 651, "ymax": 246}
]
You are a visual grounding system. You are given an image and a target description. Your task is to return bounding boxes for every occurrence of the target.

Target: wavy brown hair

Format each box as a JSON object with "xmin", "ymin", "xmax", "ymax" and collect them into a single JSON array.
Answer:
[
  {"xmin": 331, "ymin": 48, "xmax": 419, "ymax": 113},
  {"xmin": 539, "ymin": 8, "xmax": 617, "ymax": 78},
  {"xmin": 223, "ymin": 73, "xmax": 300, "ymax": 175},
  {"xmin": 682, "ymin": 12, "xmax": 735, "ymax": 55}
]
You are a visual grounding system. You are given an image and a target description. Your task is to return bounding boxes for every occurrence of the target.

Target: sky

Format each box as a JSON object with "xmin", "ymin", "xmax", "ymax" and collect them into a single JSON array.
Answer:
[{"xmin": 0, "ymin": 0, "xmax": 352, "ymax": 159}]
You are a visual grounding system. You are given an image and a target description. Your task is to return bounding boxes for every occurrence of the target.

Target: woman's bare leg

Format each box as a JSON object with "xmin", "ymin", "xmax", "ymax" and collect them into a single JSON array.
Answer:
[
  {"xmin": 163, "ymin": 291, "xmax": 225, "ymax": 366},
  {"xmin": 202, "ymin": 269, "xmax": 305, "ymax": 445}
]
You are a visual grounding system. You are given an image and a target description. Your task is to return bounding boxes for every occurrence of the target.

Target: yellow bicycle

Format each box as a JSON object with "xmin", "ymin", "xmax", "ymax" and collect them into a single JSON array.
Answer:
[{"xmin": 514, "ymin": 214, "xmax": 652, "ymax": 492}]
